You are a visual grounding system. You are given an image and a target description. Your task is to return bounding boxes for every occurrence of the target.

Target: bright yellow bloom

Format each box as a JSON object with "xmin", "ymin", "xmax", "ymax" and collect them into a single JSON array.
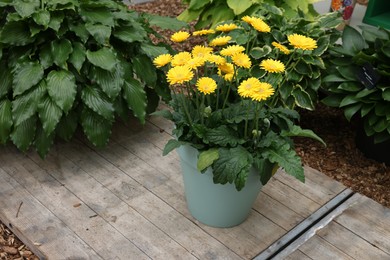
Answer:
[
  {"xmin": 272, "ymin": 42, "xmax": 290, "ymax": 55},
  {"xmin": 171, "ymin": 52, "xmax": 192, "ymax": 67},
  {"xmin": 238, "ymin": 78, "xmax": 261, "ymax": 98},
  {"xmin": 287, "ymin": 34, "xmax": 317, "ymax": 51},
  {"xmin": 232, "ymin": 53, "xmax": 252, "ymax": 68},
  {"xmin": 218, "ymin": 63, "xmax": 234, "ymax": 75},
  {"xmin": 209, "ymin": 36, "xmax": 232, "ymax": 46},
  {"xmin": 250, "ymin": 82, "xmax": 275, "ymax": 102},
  {"xmin": 196, "ymin": 77, "xmax": 217, "ymax": 95},
  {"xmin": 207, "ymin": 54, "xmax": 226, "ymax": 65},
  {"xmin": 193, "ymin": 29, "xmax": 215, "ymax": 36},
  {"xmin": 260, "ymin": 59, "xmax": 285, "ymax": 73},
  {"xmin": 186, "ymin": 57, "xmax": 205, "ymax": 69},
  {"xmin": 216, "ymin": 23, "xmax": 238, "ymax": 32},
  {"xmin": 171, "ymin": 31, "xmax": 190, "ymax": 42},
  {"xmin": 250, "ymin": 18, "xmax": 270, "ymax": 33},
  {"xmin": 223, "ymin": 73, "xmax": 234, "ymax": 82},
  {"xmin": 220, "ymin": 45, "xmax": 245, "ymax": 57},
  {"xmin": 166, "ymin": 66, "xmax": 194, "ymax": 85},
  {"xmin": 241, "ymin": 16, "xmax": 254, "ymax": 24},
  {"xmin": 153, "ymin": 54, "xmax": 172, "ymax": 68},
  {"xmin": 192, "ymin": 45, "xmax": 213, "ymax": 58}
]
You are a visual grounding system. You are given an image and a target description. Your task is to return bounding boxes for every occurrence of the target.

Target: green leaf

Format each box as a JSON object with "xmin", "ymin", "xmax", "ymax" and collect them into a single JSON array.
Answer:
[
  {"xmin": 81, "ymin": 86, "xmax": 114, "ymax": 121},
  {"xmin": 227, "ymin": 0, "xmax": 252, "ymax": 15},
  {"xmin": 292, "ymin": 86, "xmax": 314, "ymax": 110},
  {"xmin": 69, "ymin": 42, "xmax": 86, "ymax": 72},
  {"xmin": 150, "ymin": 109, "xmax": 173, "ymax": 120},
  {"xmin": 361, "ymin": 103, "xmax": 374, "ymax": 117},
  {"xmin": 163, "ymin": 139, "xmax": 186, "ymax": 156},
  {"xmin": 122, "ymin": 78, "xmax": 147, "ymax": 124},
  {"xmin": 356, "ymin": 88, "xmax": 376, "ymax": 99},
  {"xmin": 10, "ymin": 115, "xmax": 37, "ymax": 152},
  {"xmin": 250, "ymin": 46, "xmax": 272, "ymax": 59},
  {"xmin": 337, "ymin": 66, "xmax": 358, "ymax": 81},
  {"xmin": 141, "ymin": 44, "xmax": 169, "ymax": 58},
  {"xmin": 282, "ymin": 125, "xmax": 325, "ymax": 146},
  {"xmin": 337, "ymin": 82, "xmax": 362, "ymax": 92},
  {"xmin": 81, "ymin": 107, "xmax": 113, "ymax": 147},
  {"xmin": 85, "ymin": 23, "xmax": 111, "ymax": 45},
  {"xmin": 382, "ymin": 88, "xmax": 390, "ymax": 101},
  {"xmin": 32, "ymin": 10, "xmax": 51, "ymax": 27},
  {"xmin": 13, "ymin": 0, "xmax": 40, "ymax": 17},
  {"xmin": 51, "ymin": 39, "xmax": 73, "ymax": 68},
  {"xmin": 86, "ymin": 48, "xmax": 118, "ymax": 71},
  {"xmin": 0, "ymin": 63, "xmax": 12, "ymax": 99},
  {"xmin": 0, "ymin": 99, "xmax": 13, "ymax": 144},
  {"xmin": 46, "ymin": 70, "xmax": 77, "ymax": 113},
  {"xmin": 322, "ymin": 74, "xmax": 348, "ymax": 82},
  {"xmin": 302, "ymin": 56, "xmax": 325, "ymax": 69},
  {"xmin": 213, "ymin": 146, "xmax": 253, "ymax": 191},
  {"xmin": 344, "ymin": 103, "xmax": 362, "ymax": 121},
  {"xmin": 132, "ymin": 54, "xmax": 157, "ymax": 86},
  {"xmin": 12, "ymin": 85, "xmax": 43, "ymax": 127},
  {"xmin": 37, "ymin": 95, "xmax": 63, "ymax": 135},
  {"xmin": 342, "ymin": 26, "xmax": 366, "ymax": 55},
  {"xmin": 312, "ymin": 36, "xmax": 330, "ymax": 56},
  {"xmin": 68, "ymin": 23, "xmax": 89, "ymax": 43},
  {"xmin": 12, "ymin": 61, "xmax": 44, "ymax": 97},
  {"xmin": 340, "ymin": 95, "xmax": 359, "ymax": 107},
  {"xmin": 48, "ymin": 11, "xmax": 64, "ymax": 31},
  {"xmin": 80, "ymin": 7, "xmax": 114, "ymax": 27},
  {"xmin": 253, "ymin": 157, "xmax": 276, "ymax": 186},
  {"xmin": 113, "ymin": 26, "xmax": 146, "ymax": 43},
  {"xmin": 39, "ymin": 43, "xmax": 54, "ymax": 69},
  {"xmin": 373, "ymin": 117, "xmax": 388, "ymax": 133},
  {"xmin": 56, "ymin": 110, "xmax": 78, "ymax": 141},
  {"xmin": 360, "ymin": 25, "xmax": 389, "ymax": 42},
  {"xmin": 34, "ymin": 125, "xmax": 55, "ymax": 159},
  {"xmin": 197, "ymin": 148, "xmax": 219, "ymax": 172},
  {"xmin": 188, "ymin": 0, "xmax": 210, "ymax": 10},
  {"xmin": 146, "ymin": 14, "xmax": 189, "ymax": 30},
  {"xmin": 204, "ymin": 125, "xmax": 245, "ymax": 146},
  {"xmin": 90, "ymin": 64, "xmax": 124, "ymax": 100}
]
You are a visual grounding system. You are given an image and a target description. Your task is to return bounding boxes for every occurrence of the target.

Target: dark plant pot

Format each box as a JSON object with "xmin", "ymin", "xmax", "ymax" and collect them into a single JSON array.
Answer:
[{"xmin": 355, "ymin": 123, "xmax": 390, "ymax": 165}]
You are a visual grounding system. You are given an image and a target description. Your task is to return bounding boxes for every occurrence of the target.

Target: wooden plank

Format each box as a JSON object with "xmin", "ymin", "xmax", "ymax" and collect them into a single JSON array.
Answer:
[
  {"xmin": 317, "ymin": 221, "xmax": 390, "ymax": 259},
  {"xmin": 0, "ymin": 167, "xmax": 102, "ymax": 260},
  {"xmin": 58, "ymin": 140, "xmax": 243, "ymax": 260},
  {"xmin": 284, "ymin": 250, "xmax": 312, "ymax": 260},
  {"xmin": 0, "ymin": 147, "xmax": 150, "ymax": 260},
  {"xmin": 26, "ymin": 145, "xmax": 198, "ymax": 260},
  {"xmin": 296, "ymin": 235, "xmax": 354, "ymax": 259},
  {"xmin": 334, "ymin": 195, "xmax": 390, "ymax": 255}
]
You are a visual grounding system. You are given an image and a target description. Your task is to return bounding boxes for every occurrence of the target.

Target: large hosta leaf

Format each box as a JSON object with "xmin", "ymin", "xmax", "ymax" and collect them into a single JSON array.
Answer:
[
  {"xmin": 85, "ymin": 23, "xmax": 111, "ymax": 45},
  {"xmin": 38, "ymin": 95, "xmax": 63, "ymax": 135},
  {"xmin": 34, "ymin": 125, "xmax": 55, "ymax": 159},
  {"xmin": 0, "ymin": 99, "xmax": 13, "ymax": 144},
  {"xmin": 0, "ymin": 63, "xmax": 12, "ymax": 98},
  {"xmin": 213, "ymin": 146, "xmax": 253, "ymax": 190},
  {"xmin": 39, "ymin": 43, "xmax": 54, "ymax": 69},
  {"xmin": 80, "ymin": 7, "xmax": 115, "ymax": 27},
  {"xmin": 146, "ymin": 14, "xmax": 188, "ymax": 30},
  {"xmin": 0, "ymin": 21, "xmax": 33, "ymax": 46},
  {"xmin": 227, "ymin": 0, "xmax": 252, "ymax": 15},
  {"xmin": 32, "ymin": 10, "xmax": 51, "ymax": 27},
  {"xmin": 47, "ymin": 70, "xmax": 77, "ymax": 113},
  {"xmin": 86, "ymin": 48, "xmax": 118, "ymax": 71},
  {"xmin": 81, "ymin": 107, "xmax": 113, "ymax": 147},
  {"xmin": 14, "ymin": 0, "xmax": 40, "ymax": 17},
  {"xmin": 91, "ymin": 64, "xmax": 124, "ymax": 99},
  {"xmin": 12, "ymin": 61, "xmax": 44, "ymax": 96},
  {"xmin": 132, "ymin": 54, "xmax": 157, "ymax": 86},
  {"xmin": 69, "ymin": 42, "xmax": 86, "ymax": 72},
  {"xmin": 292, "ymin": 86, "xmax": 314, "ymax": 110},
  {"xmin": 51, "ymin": 39, "xmax": 73, "ymax": 68},
  {"xmin": 122, "ymin": 78, "xmax": 147, "ymax": 124},
  {"xmin": 56, "ymin": 110, "xmax": 78, "ymax": 141},
  {"xmin": 113, "ymin": 26, "xmax": 146, "ymax": 43},
  {"xmin": 81, "ymin": 86, "xmax": 114, "ymax": 120},
  {"xmin": 10, "ymin": 115, "xmax": 37, "ymax": 152}
]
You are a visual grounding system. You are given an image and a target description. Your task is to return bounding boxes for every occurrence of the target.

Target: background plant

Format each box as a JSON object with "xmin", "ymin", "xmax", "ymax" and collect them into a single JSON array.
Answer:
[
  {"xmin": 178, "ymin": 0, "xmax": 326, "ymax": 29},
  {"xmin": 0, "ymin": 0, "xmax": 185, "ymax": 157},
  {"xmin": 211, "ymin": 6, "xmax": 341, "ymax": 110},
  {"xmin": 322, "ymin": 25, "xmax": 390, "ymax": 143}
]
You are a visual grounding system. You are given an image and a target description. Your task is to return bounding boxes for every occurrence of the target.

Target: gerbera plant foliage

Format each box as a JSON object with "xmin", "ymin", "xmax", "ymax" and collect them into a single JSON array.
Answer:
[
  {"xmin": 0, "ymin": 0, "xmax": 186, "ymax": 157},
  {"xmin": 153, "ymin": 10, "xmax": 328, "ymax": 191}
]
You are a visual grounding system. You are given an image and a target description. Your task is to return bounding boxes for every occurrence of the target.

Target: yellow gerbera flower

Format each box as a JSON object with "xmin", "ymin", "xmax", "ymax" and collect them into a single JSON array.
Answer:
[
  {"xmin": 171, "ymin": 52, "xmax": 192, "ymax": 67},
  {"xmin": 192, "ymin": 45, "xmax": 213, "ymax": 58},
  {"xmin": 260, "ymin": 59, "xmax": 285, "ymax": 73},
  {"xmin": 232, "ymin": 53, "xmax": 252, "ymax": 68},
  {"xmin": 250, "ymin": 82, "xmax": 275, "ymax": 102},
  {"xmin": 153, "ymin": 54, "xmax": 172, "ymax": 68},
  {"xmin": 216, "ymin": 23, "xmax": 238, "ymax": 32},
  {"xmin": 238, "ymin": 78, "xmax": 261, "ymax": 98},
  {"xmin": 220, "ymin": 45, "xmax": 245, "ymax": 57},
  {"xmin": 250, "ymin": 18, "xmax": 270, "ymax": 33},
  {"xmin": 287, "ymin": 34, "xmax": 317, "ymax": 51},
  {"xmin": 193, "ymin": 29, "xmax": 215, "ymax": 36},
  {"xmin": 218, "ymin": 63, "xmax": 234, "ymax": 75},
  {"xmin": 223, "ymin": 73, "xmax": 234, "ymax": 82},
  {"xmin": 196, "ymin": 77, "xmax": 217, "ymax": 95},
  {"xmin": 241, "ymin": 16, "xmax": 254, "ymax": 24},
  {"xmin": 186, "ymin": 57, "xmax": 205, "ymax": 69},
  {"xmin": 272, "ymin": 42, "xmax": 290, "ymax": 55},
  {"xmin": 207, "ymin": 54, "xmax": 226, "ymax": 65},
  {"xmin": 209, "ymin": 36, "xmax": 232, "ymax": 46},
  {"xmin": 171, "ymin": 31, "xmax": 190, "ymax": 42},
  {"xmin": 166, "ymin": 66, "xmax": 194, "ymax": 85}
]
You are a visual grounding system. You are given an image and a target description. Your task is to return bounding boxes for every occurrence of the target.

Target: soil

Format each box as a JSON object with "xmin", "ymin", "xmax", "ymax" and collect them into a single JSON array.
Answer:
[{"xmin": 1, "ymin": 0, "xmax": 389, "ymax": 258}]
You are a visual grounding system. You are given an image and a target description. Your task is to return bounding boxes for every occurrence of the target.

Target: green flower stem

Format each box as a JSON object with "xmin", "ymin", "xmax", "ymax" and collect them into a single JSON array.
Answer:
[
  {"xmin": 181, "ymin": 83, "xmax": 193, "ymax": 126},
  {"xmin": 244, "ymin": 103, "xmax": 250, "ymax": 139},
  {"xmin": 201, "ymin": 94, "xmax": 205, "ymax": 124}
]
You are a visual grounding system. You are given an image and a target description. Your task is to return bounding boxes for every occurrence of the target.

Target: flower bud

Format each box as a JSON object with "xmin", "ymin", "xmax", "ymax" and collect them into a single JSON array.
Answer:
[
  {"xmin": 263, "ymin": 118, "xmax": 270, "ymax": 128},
  {"xmin": 204, "ymin": 106, "xmax": 212, "ymax": 117}
]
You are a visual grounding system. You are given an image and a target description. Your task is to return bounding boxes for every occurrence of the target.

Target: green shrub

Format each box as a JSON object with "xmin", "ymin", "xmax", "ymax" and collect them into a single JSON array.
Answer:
[{"xmin": 0, "ymin": 0, "xmax": 185, "ymax": 157}]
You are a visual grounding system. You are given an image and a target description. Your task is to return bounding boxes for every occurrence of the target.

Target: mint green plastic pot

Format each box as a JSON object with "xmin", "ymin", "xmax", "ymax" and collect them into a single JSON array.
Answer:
[{"xmin": 177, "ymin": 145, "xmax": 263, "ymax": 228}]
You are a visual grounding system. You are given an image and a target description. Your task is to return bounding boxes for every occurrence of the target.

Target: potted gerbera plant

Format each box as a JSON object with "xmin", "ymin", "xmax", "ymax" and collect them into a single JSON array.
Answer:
[{"xmin": 153, "ymin": 15, "xmax": 325, "ymax": 228}]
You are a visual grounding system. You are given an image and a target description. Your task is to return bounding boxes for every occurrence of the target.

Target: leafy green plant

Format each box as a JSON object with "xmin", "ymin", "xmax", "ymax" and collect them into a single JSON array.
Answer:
[
  {"xmin": 178, "ymin": 0, "xmax": 325, "ymax": 29},
  {"xmin": 322, "ymin": 25, "xmax": 390, "ymax": 143},
  {"xmin": 0, "ymin": 0, "xmax": 185, "ymax": 157}
]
